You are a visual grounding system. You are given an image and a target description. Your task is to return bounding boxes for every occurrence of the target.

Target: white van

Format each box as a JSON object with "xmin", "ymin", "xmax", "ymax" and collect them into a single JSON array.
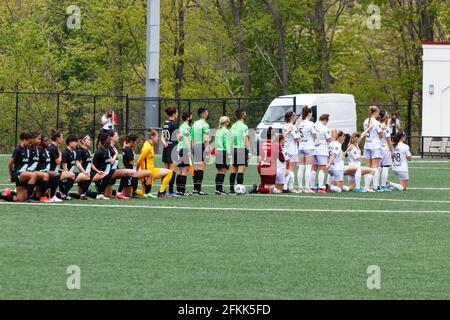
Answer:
[{"xmin": 256, "ymin": 94, "xmax": 357, "ymax": 136}]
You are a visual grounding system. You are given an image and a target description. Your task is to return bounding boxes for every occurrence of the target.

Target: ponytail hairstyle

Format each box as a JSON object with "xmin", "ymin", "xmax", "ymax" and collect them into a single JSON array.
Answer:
[
  {"xmin": 165, "ymin": 106, "xmax": 177, "ymax": 117},
  {"xmin": 278, "ymin": 133, "xmax": 285, "ymax": 145},
  {"xmin": 368, "ymin": 106, "xmax": 379, "ymax": 125},
  {"xmin": 148, "ymin": 129, "xmax": 158, "ymax": 138},
  {"xmin": 219, "ymin": 116, "xmax": 230, "ymax": 129},
  {"xmin": 182, "ymin": 112, "xmax": 192, "ymax": 122},
  {"xmin": 319, "ymin": 114, "xmax": 330, "ymax": 123},
  {"xmin": 284, "ymin": 111, "xmax": 294, "ymax": 123},
  {"xmin": 395, "ymin": 131, "xmax": 406, "ymax": 147},
  {"xmin": 349, "ymin": 132, "xmax": 361, "ymax": 146},
  {"xmin": 97, "ymin": 132, "xmax": 110, "ymax": 148},
  {"xmin": 378, "ymin": 110, "xmax": 389, "ymax": 124},
  {"xmin": 78, "ymin": 134, "xmax": 90, "ymax": 148},
  {"xmin": 51, "ymin": 129, "xmax": 62, "ymax": 142},
  {"xmin": 302, "ymin": 107, "xmax": 312, "ymax": 120}
]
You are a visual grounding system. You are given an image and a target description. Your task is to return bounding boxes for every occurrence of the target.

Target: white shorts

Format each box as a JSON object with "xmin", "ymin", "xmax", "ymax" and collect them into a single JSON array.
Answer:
[
  {"xmin": 393, "ymin": 170, "xmax": 409, "ymax": 181},
  {"xmin": 275, "ymin": 171, "xmax": 285, "ymax": 184},
  {"xmin": 381, "ymin": 150, "xmax": 393, "ymax": 166},
  {"xmin": 328, "ymin": 169, "xmax": 344, "ymax": 182},
  {"xmin": 364, "ymin": 149, "xmax": 383, "ymax": 160},
  {"xmin": 298, "ymin": 149, "xmax": 315, "ymax": 158},
  {"xmin": 314, "ymin": 155, "xmax": 328, "ymax": 166},
  {"xmin": 286, "ymin": 152, "xmax": 299, "ymax": 163}
]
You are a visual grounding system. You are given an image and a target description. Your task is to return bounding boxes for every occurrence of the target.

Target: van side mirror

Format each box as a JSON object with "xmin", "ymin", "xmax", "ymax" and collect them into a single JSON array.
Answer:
[{"xmin": 311, "ymin": 106, "xmax": 318, "ymax": 122}]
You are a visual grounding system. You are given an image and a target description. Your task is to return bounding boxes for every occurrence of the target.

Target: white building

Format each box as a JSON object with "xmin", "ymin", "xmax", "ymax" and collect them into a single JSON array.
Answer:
[{"xmin": 422, "ymin": 42, "xmax": 450, "ymax": 137}]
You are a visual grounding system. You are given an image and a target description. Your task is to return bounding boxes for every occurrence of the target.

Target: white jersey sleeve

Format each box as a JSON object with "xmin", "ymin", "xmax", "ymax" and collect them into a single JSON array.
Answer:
[
  {"xmin": 392, "ymin": 143, "xmax": 411, "ymax": 172},
  {"xmin": 347, "ymin": 145, "xmax": 361, "ymax": 167},
  {"xmin": 380, "ymin": 124, "xmax": 391, "ymax": 151},
  {"xmin": 298, "ymin": 120, "xmax": 316, "ymax": 150},
  {"xmin": 364, "ymin": 119, "xmax": 382, "ymax": 150},
  {"xmin": 329, "ymin": 141, "xmax": 343, "ymax": 169},
  {"xmin": 283, "ymin": 123, "xmax": 299, "ymax": 155},
  {"xmin": 314, "ymin": 123, "xmax": 330, "ymax": 156}
]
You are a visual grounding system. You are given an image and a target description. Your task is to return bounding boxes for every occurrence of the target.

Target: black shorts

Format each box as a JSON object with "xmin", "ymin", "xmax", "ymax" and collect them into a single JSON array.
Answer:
[
  {"xmin": 12, "ymin": 171, "xmax": 27, "ymax": 187},
  {"xmin": 178, "ymin": 149, "xmax": 190, "ymax": 168},
  {"xmin": 233, "ymin": 148, "xmax": 249, "ymax": 167},
  {"xmin": 215, "ymin": 150, "xmax": 229, "ymax": 169},
  {"xmin": 193, "ymin": 144, "xmax": 206, "ymax": 164},
  {"xmin": 162, "ymin": 145, "xmax": 177, "ymax": 164}
]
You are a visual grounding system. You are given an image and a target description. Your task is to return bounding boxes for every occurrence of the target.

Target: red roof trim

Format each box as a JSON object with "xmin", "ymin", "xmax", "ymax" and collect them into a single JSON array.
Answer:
[{"xmin": 423, "ymin": 42, "xmax": 450, "ymax": 45}]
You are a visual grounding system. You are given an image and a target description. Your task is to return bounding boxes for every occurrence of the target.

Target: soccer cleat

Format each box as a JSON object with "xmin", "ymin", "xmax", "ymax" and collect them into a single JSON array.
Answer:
[
  {"xmin": 169, "ymin": 193, "xmax": 179, "ymax": 197},
  {"xmin": 304, "ymin": 188, "xmax": 315, "ymax": 193},
  {"xmin": 80, "ymin": 195, "xmax": 89, "ymax": 201},
  {"xmin": 192, "ymin": 190, "xmax": 208, "ymax": 196},
  {"xmin": 61, "ymin": 194, "xmax": 72, "ymax": 201},
  {"xmin": 40, "ymin": 196, "xmax": 52, "ymax": 203},
  {"xmin": 4, "ymin": 188, "xmax": 12, "ymax": 197},
  {"xmin": 96, "ymin": 194, "xmax": 110, "ymax": 200},
  {"xmin": 142, "ymin": 193, "xmax": 157, "ymax": 199},
  {"xmin": 325, "ymin": 184, "xmax": 332, "ymax": 193},
  {"xmin": 249, "ymin": 184, "xmax": 258, "ymax": 194},
  {"xmin": 354, "ymin": 188, "xmax": 364, "ymax": 193},
  {"xmin": 115, "ymin": 193, "xmax": 130, "ymax": 200},
  {"xmin": 282, "ymin": 189, "xmax": 291, "ymax": 194},
  {"xmin": 157, "ymin": 192, "xmax": 175, "ymax": 198},
  {"xmin": 316, "ymin": 188, "xmax": 327, "ymax": 193},
  {"xmin": 51, "ymin": 195, "xmax": 63, "ymax": 202},
  {"xmin": 215, "ymin": 191, "xmax": 228, "ymax": 196},
  {"xmin": 365, "ymin": 188, "xmax": 376, "ymax": 193}
]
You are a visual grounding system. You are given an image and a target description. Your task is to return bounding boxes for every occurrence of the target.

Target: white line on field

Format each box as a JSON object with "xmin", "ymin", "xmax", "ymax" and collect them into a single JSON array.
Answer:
[{"xmin": 0, "ymin": 201, "xmax": 449, "ymax": 213}]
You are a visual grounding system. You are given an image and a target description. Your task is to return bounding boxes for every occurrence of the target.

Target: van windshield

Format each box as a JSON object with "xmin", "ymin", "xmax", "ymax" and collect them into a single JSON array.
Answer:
[{"xmin": 262, "ymin": 105, "xmax": 305, "ymax": 123}]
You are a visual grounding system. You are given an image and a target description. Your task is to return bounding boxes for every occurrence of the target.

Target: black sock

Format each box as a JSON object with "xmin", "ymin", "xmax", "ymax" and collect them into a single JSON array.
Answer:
[
  {"xmin": 59, "ymin": 179, "xmax": 67, "ymax": 195},
  {"xmin": 176, "ymin": 175, "xmax": 181, "ymax": 193},
  {"xmin": 193, "ymin": 170, "xmax": 200, "ymax": 192},
  {"xmin": 216, "ymin": 174, "xmax": 225, "ymax": 192},
  {"xmin": 41, "ymin": 180, "xmax": 49, "ymax": 197},
  {"xmin": 169, "ymin": 172, "xmax": 176, "ymax": 194},
  {"xmin": 66, "ymin": 179, "xmax": 75, "ymax": 194},
  {"xmin": 27, "ymin": 184, "xmax": 35, "ymax": 198},
  {"xmin": 180, "ymin": 175, "xmax": 187, "ymax": 193},
  {"xmin": 0, "ymin": 194, "xmax": 14, "ymax": 202},
  {"xmin": 86, "ymin": 191, "xmax": 98, "ymax": 198},
  {"xmin": 98, "ymin": 178, "xmax": 108, "ymax": 194},
  {"xmin": 197, "ymin": 171, "xmax": 204, "ymax": 192},
  {"xmin": 230, "ymin": 173, "xmax": 236, "ymax": 193},
  {"xmin": 79, "ymin": 180, "xmax": 91, "ymax": 195},
  {"xmin": 118, "ymin": 178, "xmax": 126, "ymax": 193},
  {"xmin": 131, "ymin": 178, "xmax": 138, "ymax": 196},
  {"xmin": 145, "ymin": 184, "xmax": 152, "ymax": 194},
  {"xmin": 50, "ymin": 176, "xmax": 60, "ymax": 197},
  {"xmin": 237, "ymin": 173, "xmax": 244, "ymax": 185}
]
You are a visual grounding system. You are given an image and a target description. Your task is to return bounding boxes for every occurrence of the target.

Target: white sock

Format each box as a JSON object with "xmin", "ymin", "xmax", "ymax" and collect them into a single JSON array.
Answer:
[
  {"xmin": 381, "ymin": 167, "xmax": 389, "ymax": 187},
  {"xmin": 283, "ymin": 170, "xmax": 291, "ymax": 190},
  {"xmin": 318, "ymin": 170, "xmax": 325, "ymax": 189},
  {"xmin": 310, "ymin": 170, "xmax": 317, "ymax": 188},
  {"xmin": 388, "ymin": 181, "xmax": 404, "ymax": 191},
  {"xmin": 364, "ymin": 174, "xmax": 373, "ymax": 189},
  {"xmin": 297, "ymin": 165, "xmax": 305, "ymax": 189},
  {"xmin": 373, "ymin": 168, "xmax": 380, "ymax": 190},
  {"xmin": 289, "ymin": 171, "xmax": 296, "ymax": 190},
  {"xmin": 355, "ymin": 168, "xmax": 362, "ymax": 189},
  {"xmin": 305, "ymin": 165, "xmax": 312, "ymax": 190},
  {"xmin": 330, "ymin": 185, "xmax": 342, "ymax": 193}
]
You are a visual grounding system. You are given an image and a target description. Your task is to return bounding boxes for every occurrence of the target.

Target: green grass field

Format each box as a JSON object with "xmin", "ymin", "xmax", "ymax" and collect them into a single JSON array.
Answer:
[{"xmin": 1, "ymin": 154, "xmax": 450, "ymax": 299}]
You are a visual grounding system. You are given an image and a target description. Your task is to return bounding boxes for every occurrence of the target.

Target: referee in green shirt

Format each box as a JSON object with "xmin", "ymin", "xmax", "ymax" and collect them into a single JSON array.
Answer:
[
  {"xmin": 229, "ymin": 109, "xmax": 251, "ymax": 194},
  {"xmin": 215, "ymin": 116, "xmax": 231, "ymax": 195},
  {"xmin": 190, "ymin": 107, "xmax": 210, "ymax": 195}
]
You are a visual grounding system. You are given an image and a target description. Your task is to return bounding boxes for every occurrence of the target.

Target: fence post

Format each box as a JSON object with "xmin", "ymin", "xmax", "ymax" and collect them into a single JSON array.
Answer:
[
  {"xmin": 222, "ymin": 99, "xmax": 227, "ymax": 116},
  {"xmin": 158, "ymin": 99, "xmax": 162, "ymax": 128},
  {"xmin": 92, "ymin": 95, "xmax": 97, "ymax": 152},
  {"xmin": 177, "ymin": 98, "xmax": 181, "ymax": 122},
  {"xmin": 125, "ymin": 94, "xmax": 129, "ymax": 135},
  {"xmin": 56, "ymin": 93, "xmax": 60, "ymax": 130},
  {"xmin": 188, "ymin": 99, "xmax": 191, "ymax": 115},
  {"xmin": 293, "ymin": 96, "xmax": 297, "ymax": 114},
  {"xmin": 15, "ymin": 92, "xmax": 19, "ymax": 147}
]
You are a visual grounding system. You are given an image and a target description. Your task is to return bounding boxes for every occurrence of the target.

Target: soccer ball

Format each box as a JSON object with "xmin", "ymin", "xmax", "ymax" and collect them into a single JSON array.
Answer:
[{"xmin": 235, "ymin": 184, "xmax": 246, "ymax": 195}]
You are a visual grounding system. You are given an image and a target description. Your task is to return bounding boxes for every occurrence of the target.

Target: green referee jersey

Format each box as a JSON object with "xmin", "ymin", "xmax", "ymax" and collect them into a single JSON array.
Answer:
[
  {"xmin": 215, "ymin": 127, "xmax": 231, "ymax": 153},
  {"xmin": 178, "ymin": 122, "xmax": 191, "ymax": 150},
  {"xmin": 191, "ymin": 119, "xmax": 210, "ymax": 145},
  {"xmin": 230, "ymin": 120, "xmax": 248, "ymax": 149}
]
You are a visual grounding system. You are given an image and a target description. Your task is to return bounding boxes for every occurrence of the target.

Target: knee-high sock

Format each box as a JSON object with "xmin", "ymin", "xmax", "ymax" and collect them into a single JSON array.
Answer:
[
  {"xmin": 79, "ymin": 180, "xmax": 91, "ymax": 195},
  {"xmin": 27, "ymin": 184, "xmax": 35, "ymax": 198},
  {"xmin": 193, "ymin": 170, "xmax": 200, "ymax": 192},
  {"xmin": 373, "ymin": 168, "xmax": 380, "ymax": 189},
  {"xmin": 355, "ymin": 168, "xmax": 362, "ymax": 189},
  {"xmin": 381, "ymin": 167, "xmax": 389, "ymax": 187},
  {"xmin": 215, "ymin": 174, "xmax": 225, "ymax": 192},
  {"xmin": 40, "ymin": 180, "xmax": 49, "ymax": 197},
  {"xmin": 364, "ymin": 174, "xmax": 373, "ymax": 189},
  {"xmin": 237, "ymin": 173, "xmax": 244, "ymax": 185},
  {"xmin": 388, "ymin": 181, "xmax": 404, "ymax": 191},
  {"xmin": 169, "ymin": 172, "xmax": 176, "ymax": 194},
  {"xmin": 50, "ymin": 176, "xmax": 60, "ymax": 197},
  {"xmin": 98, "ymin": 177, "xmax": 109, "ymax": 194},
  {"xmin": 288, "ymin": 171, "xmax": 295, "ymax": 190},
  {"xmin": 310, "ymin": 170, "xmax": 317, "ymax": 188},
  {"xmin": 304, "ymin": 165, "xmax": 312, "ymax": 189},
  {"xmin": 176, "ymin": 175, "xmax": 182, "ymax": 193},
  {"xmin": 159, "ymin": 170, "xmax": 173, "ymax": 193},
  {"xmin": 118, "ymin": 178, "xmax": 126, "ymax": 193},
  {"xmin": 0, "ymin": 194, "xmax": 15, "ymax": 202},
  {"xmin": 297, "ymin": 165, "xmax": 305, "ymax": 189},
  {"xmin": 317, "ymin": 170, "xmax": 325, "ymax": 189},
  {"xmin": 283, "ymin": 170, "xmax": 291, "ymax": 190},
  {"xmin": 230, "ymin": 173, "xmax": 236, "ymax": 193},
  {"xmin": 177, "ymin": 175, "xmax": 187, "ymax": 193},
  {"xmin": 59, "ymin": 179, "xmax": 67, "ymax": 195}
]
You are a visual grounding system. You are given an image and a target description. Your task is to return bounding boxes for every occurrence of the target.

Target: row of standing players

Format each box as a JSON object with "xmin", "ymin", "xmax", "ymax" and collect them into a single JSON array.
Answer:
[
  {"xmin": 0, "ymin": 106, "xmax": 252, "ymax": 202},
  {"xmin": 253, "ymin": 105, "xmax": 412, "ymax": 194}
]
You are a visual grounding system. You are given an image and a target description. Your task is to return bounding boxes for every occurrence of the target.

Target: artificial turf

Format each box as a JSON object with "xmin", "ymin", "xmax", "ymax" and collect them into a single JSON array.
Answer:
[{"xmin": 1, "ymin": 154, "xmax": 450, "ymax": 299}]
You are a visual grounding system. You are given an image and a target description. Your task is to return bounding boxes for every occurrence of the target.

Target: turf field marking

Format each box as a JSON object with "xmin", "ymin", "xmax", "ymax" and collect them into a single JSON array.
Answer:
[{"xmin": 1, "ymin": 201, "xmax": 450, "ymax": 213}]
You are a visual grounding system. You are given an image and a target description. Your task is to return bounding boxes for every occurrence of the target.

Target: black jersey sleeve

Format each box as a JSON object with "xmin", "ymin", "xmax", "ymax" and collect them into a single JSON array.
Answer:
[
  {"xmin": 122, "ymin": 147, "xmax": 134, "ymax": 169},
  {"xmin": 61, "ymin": 149, "xmax": 69, "ymax": 164},
  {"xmin": 12, "ymin": 147, "xmax": 21, "ymax": 160}
]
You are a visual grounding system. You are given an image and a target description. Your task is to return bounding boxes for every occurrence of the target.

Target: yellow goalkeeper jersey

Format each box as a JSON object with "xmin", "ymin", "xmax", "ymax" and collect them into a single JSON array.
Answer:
[{"xmin": 137, "ymin": 141, "xmax": 155, "ymax": 170}]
